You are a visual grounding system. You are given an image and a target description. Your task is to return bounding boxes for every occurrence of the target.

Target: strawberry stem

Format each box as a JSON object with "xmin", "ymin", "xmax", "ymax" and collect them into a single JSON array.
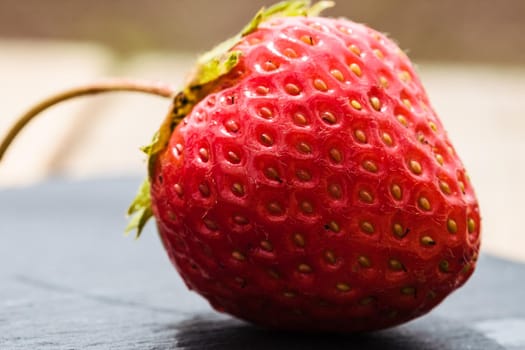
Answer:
[{"xmin": 0, "ymin": 78, "xmax": 176, "ymax": 163}]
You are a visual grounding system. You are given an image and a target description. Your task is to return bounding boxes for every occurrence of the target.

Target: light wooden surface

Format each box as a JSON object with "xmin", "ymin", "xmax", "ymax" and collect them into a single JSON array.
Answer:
[{"xmin": 1, "ymin": 39, "xmax": 524, "ymax": 262}]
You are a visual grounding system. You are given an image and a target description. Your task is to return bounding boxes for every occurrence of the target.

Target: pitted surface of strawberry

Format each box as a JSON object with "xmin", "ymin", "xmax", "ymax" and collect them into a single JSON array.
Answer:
[{"xmin": 149, "ymin": 11, "xmax": 480, "ymax": 331}]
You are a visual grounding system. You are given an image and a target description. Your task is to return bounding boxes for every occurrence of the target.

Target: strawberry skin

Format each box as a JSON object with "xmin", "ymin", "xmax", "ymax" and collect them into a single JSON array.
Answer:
[{"xmin": 150, "ymin": 15, "xmax": 480, "ymax": 332}]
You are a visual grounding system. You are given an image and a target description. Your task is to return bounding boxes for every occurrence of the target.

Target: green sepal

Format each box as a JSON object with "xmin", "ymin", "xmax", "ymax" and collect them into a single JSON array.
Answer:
[
  {"xmin": 242, "ymin": 0, "xmax": 334, "ymax": 35},
  {"xmin": 194, "ymin": 51, "xmax": 242, "ymax": 86},
  {"xmin": 126, "ymin": 0, "xmax": 334, "ymax": 237},
  {"xmin": 306, "ymin": 1, "xmax": 335, "ymax": 16},
  {"xmin": 126, "ymin": 179, "xmax": 153, "ymax": 238},
  {"xmin": 242, "ymin": 1, "xmax": 307, "ymax": 35}
]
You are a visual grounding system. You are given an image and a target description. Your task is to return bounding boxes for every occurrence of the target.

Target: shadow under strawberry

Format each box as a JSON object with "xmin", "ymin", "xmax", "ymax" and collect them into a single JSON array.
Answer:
[{"xmin": 168, "ymin": 313, "xmax": 502, "ymax": 350}]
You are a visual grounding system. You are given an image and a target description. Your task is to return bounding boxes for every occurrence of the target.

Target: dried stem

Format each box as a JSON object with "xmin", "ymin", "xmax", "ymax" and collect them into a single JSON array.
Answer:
[{"xmin": 0, "ymin": 78, "xmax": 176, "ymax": 163}]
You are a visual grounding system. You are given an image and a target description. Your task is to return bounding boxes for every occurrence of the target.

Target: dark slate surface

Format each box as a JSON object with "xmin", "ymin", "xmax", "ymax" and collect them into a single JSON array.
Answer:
[{"xmin": 1, "ymin": 177, "xmax": 524, "ymax": 349}]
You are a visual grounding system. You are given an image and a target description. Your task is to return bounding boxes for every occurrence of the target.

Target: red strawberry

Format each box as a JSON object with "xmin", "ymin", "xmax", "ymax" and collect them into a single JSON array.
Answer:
[
  {"xmin": 1, "ymin": 1, "xmax": 480, "ymax": 333},
  {"xmin": 144, "ymin": 2, "xmax": 481, "ymax": 332}
]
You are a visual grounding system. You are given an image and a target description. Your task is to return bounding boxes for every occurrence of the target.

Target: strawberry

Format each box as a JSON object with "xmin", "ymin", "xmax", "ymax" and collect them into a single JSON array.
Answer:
[
  {"xmin": 1, "ymin": 1, "xmax": 480, "ymax": 333},
  {"xmin": 144, "ymin": 2, "xmax": 481, "ymax": 332}
]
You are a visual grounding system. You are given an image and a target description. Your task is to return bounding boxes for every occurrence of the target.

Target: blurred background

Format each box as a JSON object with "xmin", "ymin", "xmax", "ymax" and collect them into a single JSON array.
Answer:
[{"xmin": 0, "ymin": 0, "xmax": 524, "ymax": 262}]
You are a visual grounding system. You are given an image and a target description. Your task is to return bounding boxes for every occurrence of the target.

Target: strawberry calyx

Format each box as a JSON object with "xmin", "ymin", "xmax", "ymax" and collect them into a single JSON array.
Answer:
[{"xmin": 126, "ymin": 0, "xmax": 335, "ymax": 237}]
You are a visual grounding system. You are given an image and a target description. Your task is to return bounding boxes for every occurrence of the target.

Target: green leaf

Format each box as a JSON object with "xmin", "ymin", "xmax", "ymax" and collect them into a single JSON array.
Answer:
[
  {"xmin": 194, "ymin": 51, "xmax": 242, "ymax": 86},
  {"xmin": 307, "ymin": 1, "xmax": 335, "ymax": 16},
  {"xmin": 193, "ymin": 1, "xmax": 334, "ymax": 90},
  {"xmin": 140, "ymin": 132, "xmax": 158, "ymax": 155},
  {"xmin": 241, "ymin": 1, "xmax": 313, "ymax": 36},
  {"xmin": 308, "ymin": 1, "xmax": 335, "ymax": 16},
  {"xmin": 126, "ymin": 179, "xmax": 153, "ymax": 238},
  {"xmin": 126, "ymin": 206, "xmax": 153, "ymax": 239}
]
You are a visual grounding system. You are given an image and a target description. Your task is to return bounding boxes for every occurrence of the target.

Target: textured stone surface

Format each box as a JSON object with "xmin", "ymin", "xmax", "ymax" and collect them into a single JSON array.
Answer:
[{"xmin": 1, "ymin": 178, "xmax": 524, "ymax": 349}]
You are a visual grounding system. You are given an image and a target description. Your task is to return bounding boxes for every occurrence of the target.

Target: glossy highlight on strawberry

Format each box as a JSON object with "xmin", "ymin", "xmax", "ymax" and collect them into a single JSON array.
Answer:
[{"xmin": 149, "ymin": 3, "xmax": 480, "ymax": 332}]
